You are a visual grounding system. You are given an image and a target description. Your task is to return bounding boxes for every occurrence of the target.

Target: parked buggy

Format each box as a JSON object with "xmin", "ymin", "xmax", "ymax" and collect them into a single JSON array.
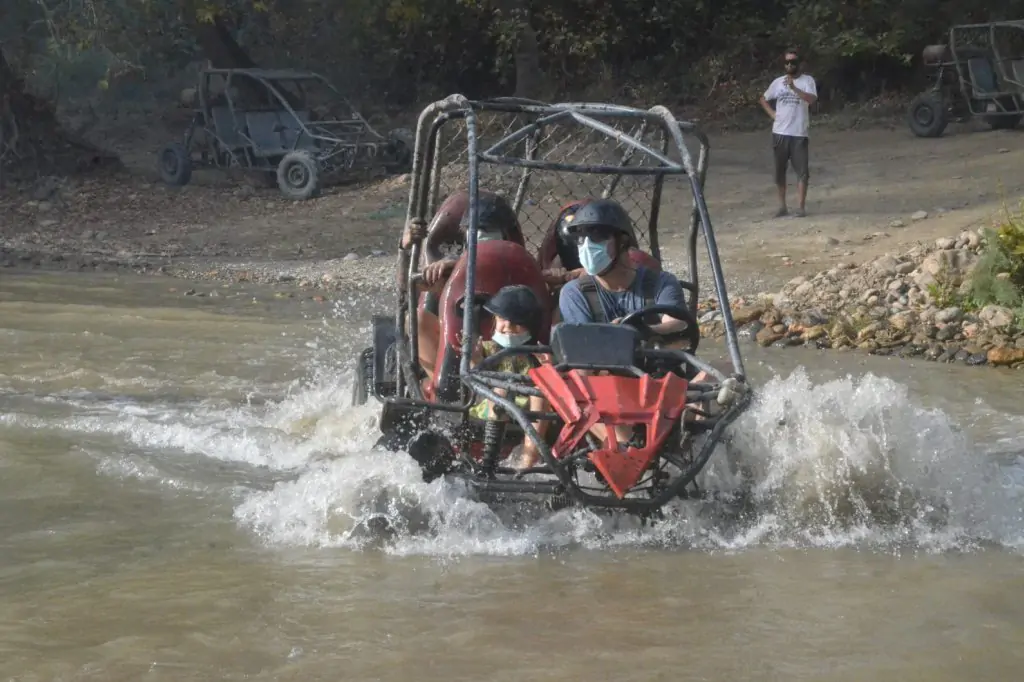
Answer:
[
  {"xmin": 157, "ymin": 68, "xmax": 413, "ymax": 199},
  {"xmin": 908, "ymin": 21, "xmax": 1024, "ymax": 137}
]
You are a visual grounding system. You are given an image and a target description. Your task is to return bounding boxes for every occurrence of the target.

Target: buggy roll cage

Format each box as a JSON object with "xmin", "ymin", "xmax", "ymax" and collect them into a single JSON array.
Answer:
[
  {"xmin": 947, "ymin": 21, "xmax": 1024, "ymax": 94},
  {"xmin": 194, "ymin": 68, "xmax": 389, "ymax": 159},
  {"xmin": 392, "ymin": 94, "xmax": 745, "ymax": 407}
]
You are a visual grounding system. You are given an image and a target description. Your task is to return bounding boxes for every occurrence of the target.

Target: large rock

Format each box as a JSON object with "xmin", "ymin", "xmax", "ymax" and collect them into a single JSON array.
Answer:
[
  {"xmin": 979, "ymin": 305, "xmax": 1015, "ymax": 330},
  {"xmin": 755, "ymin": 328, "xmax": 785, "ymax": 346},
  {"xmin": 914, "ymin": 248, "xmax": 977, "ymax": 288},
  {"xmin": 732, "ymin": 305, "xmax": 765, "ymax": 326},
  {"xmin": 987, "ymin": 347, "xmax": 1024, "ymax": 366},
  {"xmin": 935, "ymin": 306, "xmax": 963, "ymax": 324}
]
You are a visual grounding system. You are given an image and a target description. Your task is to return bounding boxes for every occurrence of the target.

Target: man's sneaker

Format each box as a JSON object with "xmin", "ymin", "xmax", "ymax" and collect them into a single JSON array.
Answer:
[
  {"xmin": 773, "ymin": 207, "xmax": 788, "ymax": 218},
  {"xmin": 793, "ymin": 208, "xmax": 806, "ymax": 218}
]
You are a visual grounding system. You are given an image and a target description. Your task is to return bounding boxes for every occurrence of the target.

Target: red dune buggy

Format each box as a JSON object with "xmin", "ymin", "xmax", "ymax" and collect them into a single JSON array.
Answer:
[{"xmin": 353, "ymin": 95, "xmax": 751, "ymax": 514}]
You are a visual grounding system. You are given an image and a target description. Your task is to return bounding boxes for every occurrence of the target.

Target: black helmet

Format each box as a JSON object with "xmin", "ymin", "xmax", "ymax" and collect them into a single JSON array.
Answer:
[
  {"xmin": 460, "ymin": 191, "xmax": 518, "ymax": 240},
  {"xmin": 483, "ymin": 285, "xmax": 542, "ymax": 336},
  {"xmin": 555, "ymin": 199, "xmax": 592, "ymax": 245},
  {"xmin": 566, "ymin": 198, "xmax": 636, "ymax": 242}
]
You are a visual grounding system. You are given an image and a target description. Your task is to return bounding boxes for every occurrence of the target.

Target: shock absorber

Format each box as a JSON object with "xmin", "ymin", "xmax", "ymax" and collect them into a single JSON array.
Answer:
[{"xmin": 481, "ymin": 417, "xmax": 506, "ymax": 477}]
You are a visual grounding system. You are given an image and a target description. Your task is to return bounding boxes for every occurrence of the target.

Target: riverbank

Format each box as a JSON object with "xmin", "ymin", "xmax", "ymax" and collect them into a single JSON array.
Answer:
[{"xmin": 3, "ymin": 117, "xmax": 1022, "ymax": 369}]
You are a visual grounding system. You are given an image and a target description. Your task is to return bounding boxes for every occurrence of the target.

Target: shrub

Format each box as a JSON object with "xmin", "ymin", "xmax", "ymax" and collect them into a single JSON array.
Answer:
[{"xmin": 965, "ymin": 201, "xmax": 1024, "ymax": 312}]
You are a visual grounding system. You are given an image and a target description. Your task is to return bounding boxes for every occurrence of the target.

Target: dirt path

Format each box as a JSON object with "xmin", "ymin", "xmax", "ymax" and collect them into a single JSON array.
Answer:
[{"xmin": 2, "ymin": 116, "xmax": 1021, "ymax": 300}]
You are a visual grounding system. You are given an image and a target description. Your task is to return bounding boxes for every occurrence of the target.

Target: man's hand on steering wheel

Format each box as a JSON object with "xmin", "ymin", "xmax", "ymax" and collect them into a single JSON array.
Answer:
[{"xmin": 617, "ymin": 303, "xmax": 700, "ymax": 352}]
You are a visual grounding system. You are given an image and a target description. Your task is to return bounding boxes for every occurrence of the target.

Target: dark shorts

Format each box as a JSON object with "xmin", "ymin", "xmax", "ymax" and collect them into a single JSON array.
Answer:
[{"xmin": 772, "ymin": 134, "xmax": 809, "ymax": 185}]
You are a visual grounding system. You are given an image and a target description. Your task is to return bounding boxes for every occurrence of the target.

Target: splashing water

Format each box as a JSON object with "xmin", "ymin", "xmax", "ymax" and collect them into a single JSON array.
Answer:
[
  {"xmin": 10, "ymin": 334, "xmax": 1019, "ymax": 556},
  {"xmin": 223, "ymin": 363, "xmax": 1023, "ymax": 557}
]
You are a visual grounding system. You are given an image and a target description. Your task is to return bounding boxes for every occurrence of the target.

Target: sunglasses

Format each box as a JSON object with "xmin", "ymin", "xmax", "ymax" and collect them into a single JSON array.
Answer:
[
  {"xmin": 785, "ymin": 59, "xmax": 799, "ymax": 65},
  {"xmin": 572, "ymin": 226, "xmax": 616, "ymax": 246}
]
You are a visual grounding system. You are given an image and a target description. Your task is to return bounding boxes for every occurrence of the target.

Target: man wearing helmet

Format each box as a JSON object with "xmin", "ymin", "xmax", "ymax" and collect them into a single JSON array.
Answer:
[
  {"xmin": 556, "ymin": 198, "xmax": 709, "ymax": 447},
  {"xmin": 540, "ymin": 199, "xmax": 659, "ymax": 288},
  {"xmin": 556, "ymin": 198, "xmax": 687, "ymax": 337}
]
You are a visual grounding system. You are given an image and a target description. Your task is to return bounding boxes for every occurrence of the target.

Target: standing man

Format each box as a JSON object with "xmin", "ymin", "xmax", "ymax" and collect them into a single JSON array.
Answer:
[{"xmin": 760, "ymin": 47, "xmax": 817, "ymax": 218}]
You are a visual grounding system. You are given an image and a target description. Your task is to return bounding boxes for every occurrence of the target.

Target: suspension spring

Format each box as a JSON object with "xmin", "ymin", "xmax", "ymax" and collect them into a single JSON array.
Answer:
[{"xmin": 481, "ymin": 418, "xmax": 506, "ymax": 476}]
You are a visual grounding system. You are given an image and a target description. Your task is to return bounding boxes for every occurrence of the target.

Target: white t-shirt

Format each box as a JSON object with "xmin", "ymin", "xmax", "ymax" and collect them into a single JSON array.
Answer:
[{"xmin": 764, "ymin": 74, "xmax": 817, "ymax": 138}]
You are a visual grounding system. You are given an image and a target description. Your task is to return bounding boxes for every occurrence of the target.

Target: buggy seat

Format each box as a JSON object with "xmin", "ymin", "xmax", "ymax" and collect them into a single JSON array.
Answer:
[{"xmin": 429, "ymin": 240, "xmax": 552, "ymax": 402}]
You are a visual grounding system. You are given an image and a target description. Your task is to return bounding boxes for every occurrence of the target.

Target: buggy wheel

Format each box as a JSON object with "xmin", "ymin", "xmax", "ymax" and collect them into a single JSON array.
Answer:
[
  {"xmin": 907, "ymin": 93, "xmax": 948, "ymax": 138},
  {"xmin": 157, "ymin": 142, "xmax": 192, "ymax": 186},
  {"xmin": 276, "ymin": 150, "xmax": 320, "ymax": 200}
]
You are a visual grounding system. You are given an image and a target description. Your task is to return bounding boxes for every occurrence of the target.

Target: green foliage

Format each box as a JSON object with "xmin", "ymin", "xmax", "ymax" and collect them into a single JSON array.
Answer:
[
  {"xmin": 965, "ymin": 204, "xmax": 1024, "ymax": 312},
  {"xmin": 9, "ymin": 0, "xmax": 1024, "ymax": 107}
]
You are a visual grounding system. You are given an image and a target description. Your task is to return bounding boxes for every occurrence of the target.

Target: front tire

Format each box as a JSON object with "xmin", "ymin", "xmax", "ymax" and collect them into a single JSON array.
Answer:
[
  {"xmin": 276, "ymin": 150, "xmax": 320, "ymax": 200},
  {"xmin": 907, "ymin": 93, "xmax": 948, "ymax": 138},
  {"xmin": 157, "ymin": 142, "xmax": 192, "ymax": 186}
]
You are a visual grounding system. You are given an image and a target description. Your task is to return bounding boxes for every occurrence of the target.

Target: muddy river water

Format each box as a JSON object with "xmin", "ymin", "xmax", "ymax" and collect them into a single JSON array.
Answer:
[{"xmin": 1, "ymin": 270, "xmax": 1022, "ymax": 681}]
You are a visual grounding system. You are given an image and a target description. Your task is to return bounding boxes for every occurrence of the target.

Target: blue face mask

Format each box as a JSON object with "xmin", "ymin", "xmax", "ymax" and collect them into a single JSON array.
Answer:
[
  {"xmin": 578, "ymin": 237, "xmax": 613, "ymax": 276},
  {"xmin": 492, "ymin": 331, "xmax": 532, "ymax": 348}
]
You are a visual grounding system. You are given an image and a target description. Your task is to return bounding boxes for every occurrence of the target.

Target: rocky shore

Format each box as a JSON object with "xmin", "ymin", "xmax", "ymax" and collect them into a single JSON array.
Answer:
[{"xmin": 701, "ymin": 228, "xmax": 1024, "ymax": 369}]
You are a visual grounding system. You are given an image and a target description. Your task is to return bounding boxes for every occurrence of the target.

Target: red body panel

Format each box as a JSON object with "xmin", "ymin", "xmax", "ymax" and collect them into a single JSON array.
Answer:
[
  {"xmin": 430, "ymin": 240, "xmax": 553, "ymax": 397},
  {"xmin": 528, "ymin": 364, "xmax": 689, "ymax": 499}
]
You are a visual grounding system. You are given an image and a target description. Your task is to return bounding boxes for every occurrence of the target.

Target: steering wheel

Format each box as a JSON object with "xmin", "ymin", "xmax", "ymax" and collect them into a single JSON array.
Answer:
[{"xmin": 618, "ymin": 304, "xmax": 700, "ymax": 353}]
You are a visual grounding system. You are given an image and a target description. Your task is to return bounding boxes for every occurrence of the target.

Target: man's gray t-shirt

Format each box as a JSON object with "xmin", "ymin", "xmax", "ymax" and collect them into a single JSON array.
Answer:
[{"xmin": 559, "ymin": 267, "xmax": 685, "ymax": 324}]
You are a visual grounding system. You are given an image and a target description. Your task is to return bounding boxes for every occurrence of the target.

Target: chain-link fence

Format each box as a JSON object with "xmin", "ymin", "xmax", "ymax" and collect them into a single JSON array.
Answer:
[{"xmin": 423, "ymin": 106, "xmax": 697, "ymax": 259}]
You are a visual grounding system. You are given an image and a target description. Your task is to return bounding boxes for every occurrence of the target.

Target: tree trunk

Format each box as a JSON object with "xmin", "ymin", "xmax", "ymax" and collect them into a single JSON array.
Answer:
[{"xmin": 514, "ymin": 19, "xmax": 543, "ymax": 100}]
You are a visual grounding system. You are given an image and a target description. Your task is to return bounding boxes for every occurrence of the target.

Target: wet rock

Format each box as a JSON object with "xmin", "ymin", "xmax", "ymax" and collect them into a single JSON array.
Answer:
[
  {"xmin": 801, "ymin": 325, "xmax": 827, "ymax": 341},
  {"xmin": 343, "ymin": 252, "xmax": 360, "ymax": 261},
  {"xmin": 966, "ymin": 353, "xmax": 988, "ymax": 366},
  {"xmin": 756, "ymin": 328, "xmax": 785, "ymax": 346},
  {"xmin": 924, "ymin": 344, "xmax": 944, "ymax": 360},
  {"xmin": 912, "ymin": 210, "xmax": 929, "ymax": 221},
  {"xmin": 987, "ymin": 347, "xmax": 1024, "ymax": 366},
  {"xmin": 935, "ymin": 327, "xmax": 955, "ymax": 341},
  {"xmin": 889, "ymin": 219, "xmax": 906, "ymax": 228},
  {"xmin": 743, "ymin": 321, "xmax": 765, "ymax": 339},
  {"xmin": 856, "ymin": 322, "xmax": 881, "ymax": 342},
  {"xmin": 699, "ymin": 310, "xmax": 722, "ymax": 324},
  {"xmin": 899, "ymin": 344, "xmax": 925, "ymax": 358}
]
